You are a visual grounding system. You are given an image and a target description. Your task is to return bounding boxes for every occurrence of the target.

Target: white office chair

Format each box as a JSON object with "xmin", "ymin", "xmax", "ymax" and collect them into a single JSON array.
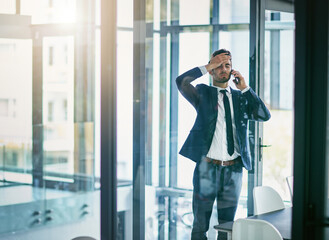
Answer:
[
  {"xmin": 286, "ymin": 176, "xmax": 293, "ymax": 198},
  {"xmin": 253, "ymin": 186, "xmax": 285, "ymax": 215},
  {"xmin": 232, "ymin": 218, "xmax": 283, "ymax": 240}
]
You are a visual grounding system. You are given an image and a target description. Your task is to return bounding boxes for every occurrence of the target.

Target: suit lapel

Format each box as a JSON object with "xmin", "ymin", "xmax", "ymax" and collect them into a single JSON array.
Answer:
[{"xmin": 210, "ymin": 86, "xmax": 218, "ymax": 111}]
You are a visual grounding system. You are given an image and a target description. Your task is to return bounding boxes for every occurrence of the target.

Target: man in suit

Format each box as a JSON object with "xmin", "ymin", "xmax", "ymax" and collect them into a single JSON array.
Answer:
[{"xmin": 176, "ymin": 49, "xmax": 271, "ymax": 240}]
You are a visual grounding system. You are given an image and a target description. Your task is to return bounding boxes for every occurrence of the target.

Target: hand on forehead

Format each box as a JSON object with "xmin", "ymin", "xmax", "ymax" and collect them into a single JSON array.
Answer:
[
  {"xmin": 210, "ymin": 53, "xmax": 231, "ymax": 65},
  {"xmin": 212, "ymin": 52, "xmax": 231, "ymax": 59}
]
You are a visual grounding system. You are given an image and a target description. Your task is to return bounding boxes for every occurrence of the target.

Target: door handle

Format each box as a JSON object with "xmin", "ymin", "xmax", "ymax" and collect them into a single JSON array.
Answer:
[
  {"xmin": 258, "ymin": 137, "xmax": 271, "ymax": 162},
  {"xmin": 260, "ymin": 144, "xmax": 272, "ymax": 148}
]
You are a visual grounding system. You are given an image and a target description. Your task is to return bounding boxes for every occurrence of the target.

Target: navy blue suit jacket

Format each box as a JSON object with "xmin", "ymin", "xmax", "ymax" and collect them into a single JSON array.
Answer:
[{"xmin": 176, "ymin": 67, "xmax": 271, "ymax": 170}]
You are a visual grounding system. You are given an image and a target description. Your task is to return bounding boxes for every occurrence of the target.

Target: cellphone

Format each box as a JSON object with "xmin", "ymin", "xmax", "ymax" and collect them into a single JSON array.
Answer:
[{"xmin": 231, "ymin": 70, "xmax": 239, "ymax": 84}]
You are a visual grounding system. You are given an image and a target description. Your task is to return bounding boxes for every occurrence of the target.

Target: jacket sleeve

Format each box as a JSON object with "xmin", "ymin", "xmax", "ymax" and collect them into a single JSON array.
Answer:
[
  {"xmin": 242, "ymin": 88, "xmax": 271, "ymax": 121},
  {"xmin": 176, "ymin": 67, "xmax": 204, "ymax": 109}
]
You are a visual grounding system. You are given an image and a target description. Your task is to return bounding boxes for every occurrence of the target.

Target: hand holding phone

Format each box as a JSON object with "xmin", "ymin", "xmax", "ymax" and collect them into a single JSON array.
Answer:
[
  {"xmin": 231, "ymin": 70, "xmax": 239, "ymax": 85},
  {"xmin": 231, "ymin": 69, "xmax": 248, "ymax": 90}
]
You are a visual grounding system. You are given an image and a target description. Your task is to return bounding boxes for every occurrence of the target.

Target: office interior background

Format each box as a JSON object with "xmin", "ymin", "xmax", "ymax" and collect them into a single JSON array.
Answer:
[{"xmin": 0, "ymin": 0, "xmax": 327, "ymax": 239}]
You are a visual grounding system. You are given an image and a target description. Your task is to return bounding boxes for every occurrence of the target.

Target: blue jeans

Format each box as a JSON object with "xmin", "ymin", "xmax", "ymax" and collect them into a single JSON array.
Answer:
[{"xmin": 191, "ymin": 158, "xmax": 243, "ymax": 240}]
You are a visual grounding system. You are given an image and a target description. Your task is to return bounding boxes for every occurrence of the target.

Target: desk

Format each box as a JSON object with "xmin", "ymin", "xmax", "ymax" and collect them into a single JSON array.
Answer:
[{"xmin": 214, "ymin": 207, "xmax": 292, "ymax": 240}]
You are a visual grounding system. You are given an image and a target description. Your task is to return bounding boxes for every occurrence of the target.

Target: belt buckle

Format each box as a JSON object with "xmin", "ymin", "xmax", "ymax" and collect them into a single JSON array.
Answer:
[{"xmin": 220, "ymin": 160, "xmax": 225, "ymax": 166}]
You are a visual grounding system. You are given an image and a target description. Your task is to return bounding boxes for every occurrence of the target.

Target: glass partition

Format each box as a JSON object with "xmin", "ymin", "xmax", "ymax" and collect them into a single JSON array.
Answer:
[
  {"xmin": 0, "ymin": 0, "xmax": 299, "ymax": 239},
  {"xmin": 0, "ymin": 1, "xmax": 100, "ymax": 239},
  {"xmin": 126, "ymin": 0, "xmax": 254, "ymax": 239},
  {"xmin": 0, "ymin": 38, "xmax": 33, "ymax": 185},
  {"xmin": 262, "ymin": 10, "xmax": 295, "ymax": 202}
]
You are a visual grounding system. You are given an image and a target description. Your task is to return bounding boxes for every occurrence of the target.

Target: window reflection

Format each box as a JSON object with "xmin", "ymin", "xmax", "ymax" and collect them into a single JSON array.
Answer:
[
  {"xmin": 0, "ymin": 1, "xmax": 100, "ymax": 239},
  {"xmin": 43, "ymin": 36, "xmax": 74, "ymax": 177},
  {"xmin": 21, "ymin": 0, "xmax": 76, "ymax": 24},
  {"xmin": 0, "ymin": 38, "xmax": 32, "ymax": 185}
]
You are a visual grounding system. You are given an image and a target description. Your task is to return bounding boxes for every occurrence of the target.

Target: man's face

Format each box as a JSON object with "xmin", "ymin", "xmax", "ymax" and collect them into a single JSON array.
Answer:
[{"xmin": 211, "ymin": 58, "xmax": 232, "ymax": 84}]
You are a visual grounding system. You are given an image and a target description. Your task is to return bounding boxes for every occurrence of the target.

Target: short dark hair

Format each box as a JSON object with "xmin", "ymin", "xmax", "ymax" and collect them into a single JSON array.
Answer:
[
  {"xmin": 209, "ymin": 49, "xmax": 232, "ymax": 64},
  {"xmin": 212, "ymin": 48, "xmax": 232, "ymax": 58}
]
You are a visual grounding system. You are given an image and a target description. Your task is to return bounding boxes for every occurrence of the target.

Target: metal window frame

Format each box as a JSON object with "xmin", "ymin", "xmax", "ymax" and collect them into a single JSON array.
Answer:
[{"xmin": 100, "ymin": 0, "xmax": 117, "ymax": 239}]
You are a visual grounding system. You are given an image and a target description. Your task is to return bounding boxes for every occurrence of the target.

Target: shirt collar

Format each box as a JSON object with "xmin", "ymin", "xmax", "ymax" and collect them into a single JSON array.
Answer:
[{"xmin": 213, "ymin": 85, "xmax": 231, "ymax": 94}]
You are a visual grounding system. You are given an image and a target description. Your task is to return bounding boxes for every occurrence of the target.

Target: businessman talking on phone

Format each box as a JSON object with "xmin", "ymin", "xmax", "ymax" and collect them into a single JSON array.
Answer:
[{"xmin": 176, "ymin": 49, "xmax": 271, "ymax": 240}]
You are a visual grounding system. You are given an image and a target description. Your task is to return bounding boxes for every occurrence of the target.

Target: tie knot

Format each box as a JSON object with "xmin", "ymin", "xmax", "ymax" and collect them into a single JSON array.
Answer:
[{"xmin": 220, "ymin": 89, "xmax": 227, "ymax": 95}]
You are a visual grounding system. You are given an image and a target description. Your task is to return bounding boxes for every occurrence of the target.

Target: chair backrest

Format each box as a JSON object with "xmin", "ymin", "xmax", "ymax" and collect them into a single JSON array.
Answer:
[
  {"xmin": 286, "ymin": 176, "xmax": 293, "ymax": 198},
  {"xmin": 232, "ymin": 218, "xmax": 283, "ymax": 240},
  {"xmin": 71, "ymin": 237, "xmax": 96, "ymax": 240},
  {"xmin": 253, "ymin": 186, "xmax": 285, "ymax": 215}
]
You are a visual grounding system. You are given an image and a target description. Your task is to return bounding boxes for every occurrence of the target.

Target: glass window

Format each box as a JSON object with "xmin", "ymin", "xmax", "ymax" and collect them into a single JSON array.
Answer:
[
  {"xmin": 218, "ymin": 30, "xmax": 250, "ymax": 218},
  {"xmin": 114, "ymin": 1, "xmax": 294, "ymax": 240},
  {"xmin": 218, "ymin": 30, "xmax": 250, "ymax": 85},
  {"xmin": 153, "ymin": 0, "xmax": 160, "ymax": 30},
  {"xmin": 0, "ymin": 0, "xmax": 15, "ymax": 14},
  {"xmin": 43, "ymin": 36, "xmax": 74, "ymax": 178},
  {"xmin": 117, "ymin": 0, "xmax": 133, "ymax": 28},
  {"xmin": 0, "ymin": 1, "xmax": 100, "ymax": 239},
  {"xmin": 152, "ymin": 33, "xmax": 161, "ymax": 186},
  {"xmin": 0, "ymin": 99, "xmax": 9, "ymax": 117},
  {"xmin": 177, "ymin": 32, "xmax": 210, "ymax": 190},
  {"xmin": 263, "ymin": 10, "xmax": 295, "ymax": 202},
  {"xmin": 116, "ymin": 29, "xmax": 133, "ymax": 239},
  {"xmin": 94, "ymin": 29, "xmax": 101, "ymax": 180},
  {"xmin": 21, "ymin": 0, "xmax": 76, "ymax": 24},
  {"xmin": 179, "ymin": 0, "xmax": 210, "ymax": 25},
  {"xmin": 219, "ymin": 0, "xmax": 250, "ymax": 24},
  {"xmin": 0, "ymin": 38, "xmax": 32, "ymax": 185},
  {"xmin": 117, "ymin": 30, "xmax": 133, "ymax": 182}
]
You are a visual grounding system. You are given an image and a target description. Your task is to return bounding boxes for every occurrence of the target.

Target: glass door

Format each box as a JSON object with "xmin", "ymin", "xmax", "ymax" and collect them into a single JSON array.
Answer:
[
  {"xmin": 0, "ymin": 37, "xmax": 37, "ymax": 234},
  {"xmin": 0, "ymin": 1, "xmax": 101, "ymax": 239},
  {"xmin": 262, "ymin": 10, "xmax": 295, "ymax": 202}
]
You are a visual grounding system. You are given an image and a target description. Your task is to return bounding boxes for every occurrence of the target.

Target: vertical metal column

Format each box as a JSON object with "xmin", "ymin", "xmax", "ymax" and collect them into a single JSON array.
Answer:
[
  {"xmin": 32, "ymin": 31, "xmax": 44, "ymax": 188},
  {"xmin": 133, "ymin": 0, "xmax": 147, "ymax": 239},
  {"xmin": 100, "ymin": 0, "xmax": 117, "ymax": 238},
  {"xmin": 168, "ymin": 0, "xmax": 179, "ymax": 239},
  {"xmin": 211, "ymin": 0, "xmax": 219, "ymax": 54},
  {"xmin": 158, "ymin": 0, "xmax": 168, "ymax": 239},
  {"xmin": 145, "ymin": 0, "xmax": 154, "ymax": 186},
  {"xmin": 248, "ymin": 0, "xmax": 265, "ymax": 216},
  {"xmin": 16, "ymin": 0, "xmax": 20, "ymax": 14}
]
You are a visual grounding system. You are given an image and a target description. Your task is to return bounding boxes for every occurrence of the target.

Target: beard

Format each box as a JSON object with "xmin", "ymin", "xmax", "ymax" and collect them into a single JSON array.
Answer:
[{"xmin": 214, "ymin": 72, "xmax": 231, "ymax": 83}]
